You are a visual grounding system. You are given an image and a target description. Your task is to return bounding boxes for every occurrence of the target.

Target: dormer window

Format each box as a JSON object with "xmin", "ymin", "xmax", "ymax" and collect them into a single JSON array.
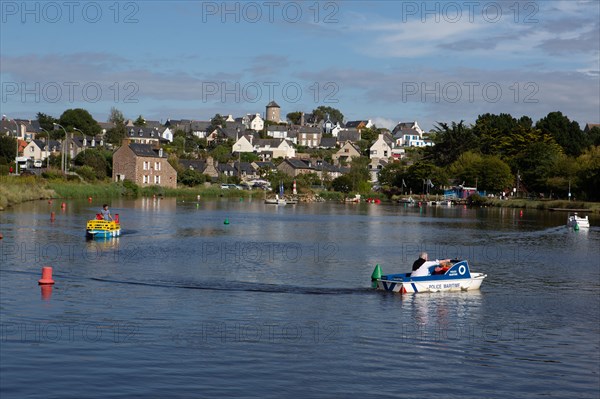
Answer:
[
  {"xmin": 139, "ymin": 129, "xmax": 143, "ymax": 136},
  {"xmin": 129, "ymin": 129, "xmax": 134, "ymax": 136},
  {"xmin": 158, "ymin": 148, "xmax": 163, "ymax": 157},
  {"xmin": 151, "ymin": 132, "xmax": 154, "ymax": 137}
]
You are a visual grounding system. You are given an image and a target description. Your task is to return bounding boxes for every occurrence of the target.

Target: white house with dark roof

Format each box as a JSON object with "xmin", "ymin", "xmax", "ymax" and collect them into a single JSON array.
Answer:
[
  {"xmin": 332, "ymin": 141, "xmax": 362, "ymax": 165},
  {"xmin": 232, "ymin": 135, "xmax": 255, "ymax": 153},
  {"xmin": 253, "ymin": 138, "xmax": 295, "ymax": 159},
  {"xmin": 23, "ymin": 139, "xmax": 61, "ymax": 162},
  {"xmin": 248, "ymin": 113, "xmax": 264, "ymax": 131},
  {"xmin": 369, "ymin": 134, "xmax": 393, "ymax": 160}
]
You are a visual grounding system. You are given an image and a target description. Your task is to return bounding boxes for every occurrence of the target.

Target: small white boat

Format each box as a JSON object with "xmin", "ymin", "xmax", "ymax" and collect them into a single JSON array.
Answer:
[
  {"xmin": 265, "ymin": 194, "xmax": 286, "ymax": 205},
  {"xmin": 372, "ymin": 260, "xmax": 486, "ymax": 294},
  {"xmin": 567, "ymin": 213, "xmax": 590, "ymax": 228}
]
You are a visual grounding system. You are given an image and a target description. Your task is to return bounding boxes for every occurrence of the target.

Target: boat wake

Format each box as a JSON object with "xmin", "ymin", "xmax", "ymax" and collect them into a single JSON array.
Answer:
[
  {"xmin": 0, "ymin": 269, "xmax": 369, "ymax": 295},
  {"xmin": 90, "ymin": 277, "xmax": 371, "ymax": 295}
]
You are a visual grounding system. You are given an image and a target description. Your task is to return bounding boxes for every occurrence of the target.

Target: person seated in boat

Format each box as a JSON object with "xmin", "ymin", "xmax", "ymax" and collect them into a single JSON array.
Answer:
[
  {"xmin": 411, "ymin": 252, "xmax": 451, "ymax": 277},
  {"xmin": 100, "ymin": 204, "xmax": 113, "ymax": 221}
]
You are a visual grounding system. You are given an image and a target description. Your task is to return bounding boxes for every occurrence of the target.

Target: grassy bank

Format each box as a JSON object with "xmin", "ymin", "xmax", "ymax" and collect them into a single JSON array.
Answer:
[
  {"xmin": 0, "ymin": 176, "xmax": 56, "ymax": 210},
  {"xmin": 485, "ymin": 198, "xmax": 600, "ymax": 213}
]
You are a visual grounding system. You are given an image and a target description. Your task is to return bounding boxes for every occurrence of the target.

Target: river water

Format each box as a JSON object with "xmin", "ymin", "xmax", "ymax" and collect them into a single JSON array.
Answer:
[{"xmin": 1, "ymin": 198, "xmax": 599, "ymax": 398}]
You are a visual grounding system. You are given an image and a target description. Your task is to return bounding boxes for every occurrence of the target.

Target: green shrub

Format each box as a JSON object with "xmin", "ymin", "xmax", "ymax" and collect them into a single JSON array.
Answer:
[{"xmin": 77, "ymin": 165, "xmax": 97, "ymax": 182}]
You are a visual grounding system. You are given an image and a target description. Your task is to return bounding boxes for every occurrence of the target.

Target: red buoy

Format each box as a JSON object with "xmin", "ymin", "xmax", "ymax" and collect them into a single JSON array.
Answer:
[
  {"xmin": 38, "ymin": 267, "xmax": 55, "ymax": 285},
  {"xmin": 61, "ymin": 202, "xmax": 66, "ymax": 209},
  {"xmin": 50, "ymin": 212, "xmax": 55, "ymax": 221}
]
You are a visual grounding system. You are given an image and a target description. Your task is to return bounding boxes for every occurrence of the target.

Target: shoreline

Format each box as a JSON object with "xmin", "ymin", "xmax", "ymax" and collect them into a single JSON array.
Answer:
[{"xmin": 2, "ymin": 176, "xmax": 599, "ymax": 213}]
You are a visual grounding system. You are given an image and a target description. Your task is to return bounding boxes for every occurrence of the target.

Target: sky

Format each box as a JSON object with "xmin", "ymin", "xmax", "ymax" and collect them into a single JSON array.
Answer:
[{"xmin": 1, "ymin": 0, "xmax": 599, "ymax": 131}]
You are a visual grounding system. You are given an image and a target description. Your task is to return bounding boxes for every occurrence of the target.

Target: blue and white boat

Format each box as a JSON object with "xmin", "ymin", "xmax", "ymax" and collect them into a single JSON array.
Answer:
[{"xmin": 371, "ymin": 260, "xmax": 486, "ymax": 294}]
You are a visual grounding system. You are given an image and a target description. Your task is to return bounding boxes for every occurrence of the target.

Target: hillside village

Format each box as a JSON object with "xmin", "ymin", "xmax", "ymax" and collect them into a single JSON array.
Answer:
[
  {"xmin": 1, "ymin": 103, "xmax": 434, "ymax": 190},
  {"xmin": 1, "ymin": 104, "xmax": 599, "ymax": 200}
]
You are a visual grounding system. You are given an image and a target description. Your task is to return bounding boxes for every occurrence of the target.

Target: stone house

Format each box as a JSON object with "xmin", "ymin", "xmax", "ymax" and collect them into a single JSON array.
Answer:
[{"xmin": 112, "ymin": 142, "xmax": 177, "ymax": 188}]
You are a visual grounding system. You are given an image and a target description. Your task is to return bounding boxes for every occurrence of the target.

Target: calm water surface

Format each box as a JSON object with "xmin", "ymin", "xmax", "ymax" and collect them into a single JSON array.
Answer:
[{"xmin": 1, "ymin": 198, "xmax": 599, "ymax": 398}]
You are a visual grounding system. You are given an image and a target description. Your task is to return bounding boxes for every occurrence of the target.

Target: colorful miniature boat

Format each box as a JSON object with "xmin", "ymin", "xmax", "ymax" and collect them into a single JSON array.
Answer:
[
  {"xmin": 567, "ymin": 213, "xmax": 590, "ymax": 229},
  {"xmin": 86, "ymin": 214, "xmax": 121, "ymax": 238},
  {"xmin": 371, "ymin": 260, "xmax": 486, "ymax": 294}
]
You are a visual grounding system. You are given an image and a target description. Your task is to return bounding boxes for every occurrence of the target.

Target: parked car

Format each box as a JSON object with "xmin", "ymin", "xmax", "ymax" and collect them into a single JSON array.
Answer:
[
  {"xmin": 33, "ymin": 160, "xmax": 43, "ymax": 168},
  {"xmin": 220, "ymin": 184, "xmax": 229, "ymax": 189}
]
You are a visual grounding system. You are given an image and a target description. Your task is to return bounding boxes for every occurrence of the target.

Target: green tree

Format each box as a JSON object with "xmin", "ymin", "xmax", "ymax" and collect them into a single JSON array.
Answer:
[
  {"xmin": 209, "ymin": 144, "xmax": 232, "ymax": 163},
  {"xmin": 478, "ymin": 156, "xmax": 514, "ymax": 192},
  {"xmin": 312, "ymin": 106, "xmax": 344, "ymax": 124},
  {"xmin": 106, "ymin": 124, "xmax": 126, "ymax": 145},
  {"xmin": 586, "ymin": 126, "xmax": 600, "ymax": 147},
  {"xmin": 405, "ymin": 161, "xmax": 446, "ymax": 194},
  {"xmin": 514, "ymin": 141, "xmax": 563, "ymax": 193},
  {"xmin": 346, "ymin": 157, "xmax": 370, "ymax": 191},
  {"xmin": 426, "ymin": 121, "xmax": 477, "ymax": 166},
  {"xmin": 377, "ymin": 162, "xmax": 406, "ymax": 187},
  {"xmin": 133, "ymin": 115, "xmax": 146, "ymax": 126},
  {"xmin": 58, "ymin": 108, "xmax": 101, "ymax": 136},
  {"xmin": 535, "ymin": 111, "xmax": 586, "ymax": 156},
  {"xmin": 0, "ymin": 136, "xmax": 17, "ymax": 164},
  {"xmin": 36, "ymin": 112, "xmax": 58, "ymax": 133},
  {"xmin": 576, "ymin": 146, "xmax": 600, "ymax": 201},
  {"xmin": 449, "ymin": 151, "xmax": 483, "ymax": 187},
  {"xmin": 209, "ymin": 114, "xmax": 227, "ymax": 131},
  {"xmin": 286, "ymin": 111, "xmax": 302, "ymax": 125},
  {"xmin": 331, "ymin": 175, "xmax": 352, "ymax": 193},
  {"xmin": 109, "ymin": 107, "xmax": 125, "ymax": 125},
  {"xmin": 179, "ymin": 169, "xmax": 206, "ymax": 187},
  {"xmin": 73, "ymin": 149, "xmax": 110, "ymax": 180}
]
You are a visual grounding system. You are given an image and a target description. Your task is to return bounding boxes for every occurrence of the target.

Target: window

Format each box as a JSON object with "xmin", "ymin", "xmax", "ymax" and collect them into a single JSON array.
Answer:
[
  {"xmin": 372, "ymin": 150, "xmax": 377, "ymax": 155},
  {"xmin": 143, "ymin": 161, "xmax": 149, "ymax": 170},
  {"xmin": 30, "ymin": 146, "xmax": 34, "ymax": 152},
  {"xmin": 155, "ymin": 162, "xmax": 161, "ymax": 171},
  {"xmin": 154, "ymin": 175, "xmax": 160, "ymax": 184},
  {"xmin": 143, "ymin": 175, "xmax": 148, "ymax": 184}
]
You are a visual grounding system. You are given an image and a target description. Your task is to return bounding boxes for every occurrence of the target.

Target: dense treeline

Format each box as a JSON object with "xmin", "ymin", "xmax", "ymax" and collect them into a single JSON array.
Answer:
[{"xmin": 379, "ymin": 112, "xmax": 600, "ymax": 201}]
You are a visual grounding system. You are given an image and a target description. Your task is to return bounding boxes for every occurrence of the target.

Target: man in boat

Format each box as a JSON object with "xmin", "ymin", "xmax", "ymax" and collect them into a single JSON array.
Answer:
[
  {"xmin": 411, "ymin": 252, "xmax": 451, "ymax": 277},
  {"xmin": 100, "ymin": 204, "xmax": 114, "ymax": 221}
]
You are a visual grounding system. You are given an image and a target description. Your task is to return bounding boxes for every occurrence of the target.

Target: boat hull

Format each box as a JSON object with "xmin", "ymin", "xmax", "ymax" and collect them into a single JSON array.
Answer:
[
  {"xmin": 373, "ymin": 260, "xmax": 486, "ymax": 294},
  {"xmin": 377, "ymin": 273, "xmax": 486, "ymax": 293},
  {"xmin": 567, "ymin": 216, "xmax": 590, "ymax": 228},
  {"xmin": 86, "ymin": 219, "xmax": 121, "ymax": 238}
]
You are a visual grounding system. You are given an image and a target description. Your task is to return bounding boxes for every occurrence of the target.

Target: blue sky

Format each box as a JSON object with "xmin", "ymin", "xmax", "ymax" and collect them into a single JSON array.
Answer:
[{"xmin": 1, "ymin": 0, "xmax": 599, "ymax": 130}]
